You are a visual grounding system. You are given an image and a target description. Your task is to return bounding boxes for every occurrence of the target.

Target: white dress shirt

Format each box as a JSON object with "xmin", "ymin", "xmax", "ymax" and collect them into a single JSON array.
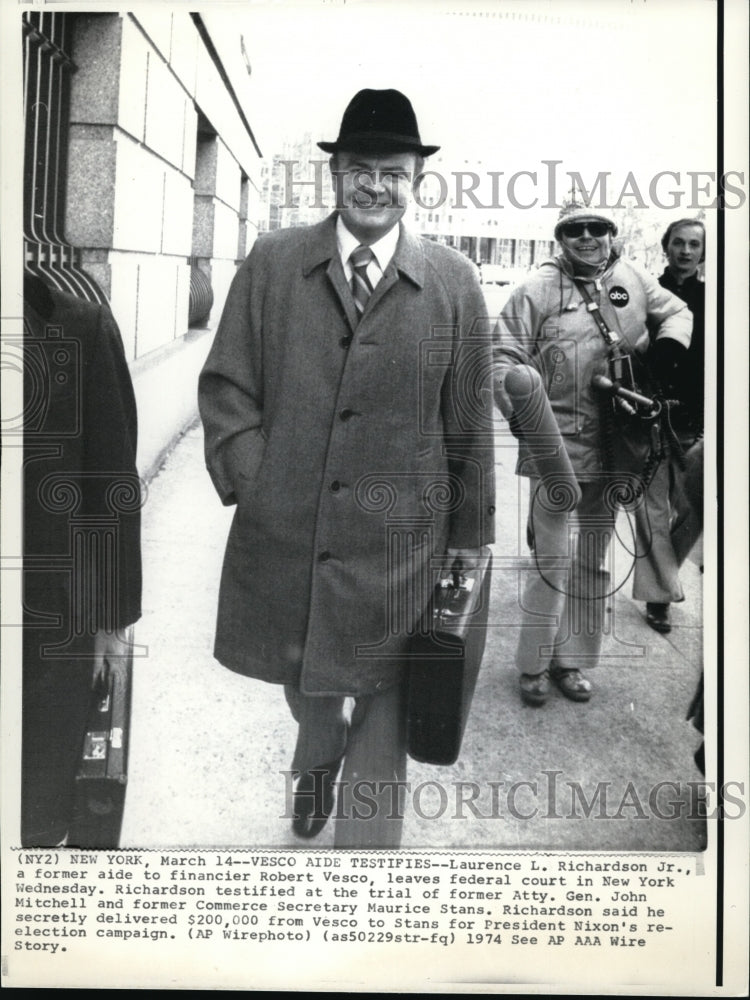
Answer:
[{"xmin": 336, "ymin": 215, "xmax": 400, "ymax": 291}]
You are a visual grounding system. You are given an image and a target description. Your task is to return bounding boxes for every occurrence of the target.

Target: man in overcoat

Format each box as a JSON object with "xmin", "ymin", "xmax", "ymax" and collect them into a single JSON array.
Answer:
[{"xmin": 198, "ymin": 89, "xmax": 495, "ymax": 848}]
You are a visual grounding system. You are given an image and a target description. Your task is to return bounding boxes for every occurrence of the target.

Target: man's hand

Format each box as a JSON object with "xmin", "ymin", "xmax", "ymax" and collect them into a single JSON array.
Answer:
[
  {"xmin": 446, "ymin": 547, "xmax": 484, "ymax": 570},
  {"xmin": 93, "ymin": 627, "xmax": 133, "ymax": 687}
]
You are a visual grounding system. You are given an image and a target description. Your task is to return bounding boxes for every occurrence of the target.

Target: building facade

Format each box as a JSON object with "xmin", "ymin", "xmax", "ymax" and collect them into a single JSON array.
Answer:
[{"xmin": 23, "ymin": 10, "xmax": 264, "ymax": 478}]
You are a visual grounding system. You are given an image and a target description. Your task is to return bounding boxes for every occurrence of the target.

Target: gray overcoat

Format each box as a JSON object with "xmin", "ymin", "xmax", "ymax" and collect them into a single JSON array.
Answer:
[{"xmin": 198, "ymin": 213, "xmax": 495, "ymax": 696}]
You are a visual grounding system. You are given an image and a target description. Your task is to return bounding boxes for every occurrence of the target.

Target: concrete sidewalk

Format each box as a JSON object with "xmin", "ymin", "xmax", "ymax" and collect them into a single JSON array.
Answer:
[{"xmin": 121, "ymin": 417, "xmax": 706, "ymax": 853}]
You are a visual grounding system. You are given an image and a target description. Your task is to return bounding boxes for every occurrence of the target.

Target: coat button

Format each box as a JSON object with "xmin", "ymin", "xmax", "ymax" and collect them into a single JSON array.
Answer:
[
  {"xmin": 340, "ymin": 335, "xmax": 352, "ymax": 348},
  {"xmin": 488, "ymin": 505, "xmax": 496, "ymax": 514},
  {"xmin": 339, "ymin": 408, "xmax": 353, "ymax": 421},
  {"xmin": 330, "ymin": 480, "xmax": 341, "ymax": 492},
  {"xmin": 319, "ymin": 551, "xmax": 331, "ymax": 562}
]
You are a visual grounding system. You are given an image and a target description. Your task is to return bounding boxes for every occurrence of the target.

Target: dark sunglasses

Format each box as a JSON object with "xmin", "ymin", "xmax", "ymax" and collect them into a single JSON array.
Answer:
[{"xmin": 560, "ymin": 221, "xmax": 611, "ymax": 238}]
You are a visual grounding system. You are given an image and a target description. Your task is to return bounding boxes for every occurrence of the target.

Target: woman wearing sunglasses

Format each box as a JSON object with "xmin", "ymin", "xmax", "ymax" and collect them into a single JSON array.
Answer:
[{"xmin": 493, "ymin": 202, "xmax": 692, "ymax": 707}]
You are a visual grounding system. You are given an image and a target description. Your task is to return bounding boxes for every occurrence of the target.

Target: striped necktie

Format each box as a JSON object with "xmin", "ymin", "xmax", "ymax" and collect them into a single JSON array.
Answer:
[{"xmin": 349, "ymin": 245, "xmax": 375, "ymax": 318}]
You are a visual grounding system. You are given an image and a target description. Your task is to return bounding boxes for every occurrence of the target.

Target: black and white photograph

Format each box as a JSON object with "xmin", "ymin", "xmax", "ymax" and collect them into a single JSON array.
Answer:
[{"xmin": 1, "ymin": 0, "xmax": 748, "ymax": 993}]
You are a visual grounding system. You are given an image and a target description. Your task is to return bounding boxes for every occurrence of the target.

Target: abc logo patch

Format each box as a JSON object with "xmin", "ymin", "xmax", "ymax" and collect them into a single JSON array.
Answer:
[{"xmin": 609, "ymin": 286, "xmax": 630, "ymax": 307}]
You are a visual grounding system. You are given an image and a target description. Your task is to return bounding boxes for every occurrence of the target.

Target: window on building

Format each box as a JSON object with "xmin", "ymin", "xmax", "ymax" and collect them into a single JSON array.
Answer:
[
  {"xmin": 22, "ymin": 10, "xmax": 107, "ymax": 303},
  {"xmin": 189, "ymin": 110, "xmax": 217, "ymax": 327},
  {"xmin": 516, "ymin": 239, "xmax": 532, "ymax": 268}
]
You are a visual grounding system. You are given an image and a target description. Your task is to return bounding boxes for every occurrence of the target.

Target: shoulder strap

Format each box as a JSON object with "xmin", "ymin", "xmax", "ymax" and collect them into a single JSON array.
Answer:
[{"xmin": 576, "ymin": 280, "xmax": 620, "ymax": 348}]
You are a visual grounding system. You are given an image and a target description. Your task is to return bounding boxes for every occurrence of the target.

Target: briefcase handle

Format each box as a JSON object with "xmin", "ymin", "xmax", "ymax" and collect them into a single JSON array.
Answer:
[{"xmin": 433, "ymin": 547, "xmax": 492, "ymax": 625}]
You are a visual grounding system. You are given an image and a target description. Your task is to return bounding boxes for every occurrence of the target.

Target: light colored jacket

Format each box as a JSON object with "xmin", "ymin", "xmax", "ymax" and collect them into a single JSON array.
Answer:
[{"xmin": 493, "ymin": 252, "xmax": 692, "ymax": 478}]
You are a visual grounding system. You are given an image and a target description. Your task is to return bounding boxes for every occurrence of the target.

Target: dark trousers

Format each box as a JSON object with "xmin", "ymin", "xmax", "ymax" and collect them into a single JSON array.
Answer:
[
  {"xmin": 284, "ymin": 680, "xmax": 408, "ymax": 849},
  {"xmin": 22, "ymin": 633, "xmax": 92, "ymax": 846}
]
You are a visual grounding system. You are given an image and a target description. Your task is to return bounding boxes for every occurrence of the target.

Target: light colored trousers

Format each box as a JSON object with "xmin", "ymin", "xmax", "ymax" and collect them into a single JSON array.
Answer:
[{"xmin": 517, "ymin": 478, "xmax": 617, "ymax": 676}]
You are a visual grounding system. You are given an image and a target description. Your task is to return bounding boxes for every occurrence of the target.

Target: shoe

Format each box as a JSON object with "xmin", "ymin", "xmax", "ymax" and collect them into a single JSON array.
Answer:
[
  {"xmin": 550, "ymin": 666, "xmax": 592, "ymax": 702},
  {"xmin": 292, "ymin": 756, "xmax": 344, "ymax": 839},
  {"xmin": 646, "ymin": 602, "xmax": 672, "ymax": 634},
  {"xmin": 520, "ymin": 670, "xmax": 550, "ymax": 706}
]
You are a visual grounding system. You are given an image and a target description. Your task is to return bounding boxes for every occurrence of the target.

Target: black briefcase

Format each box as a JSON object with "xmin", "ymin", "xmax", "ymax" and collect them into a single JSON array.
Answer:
[
  {"xmin": 407, "ymin": 548, "xmax": 492, "ymax": 765},
  {"xmin": 69, "ymin": 652, "xmax": 132, "ymax": 848}
]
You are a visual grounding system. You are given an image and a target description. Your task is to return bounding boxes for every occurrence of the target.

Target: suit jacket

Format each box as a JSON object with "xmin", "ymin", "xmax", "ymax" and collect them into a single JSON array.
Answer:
[
  {"xmin": 199, "ymin": 214, "xmax": 495, "ymax": 696},
  {"xmin": 658, "ymin": 269, "xmax": 704, "ymax": 431}
]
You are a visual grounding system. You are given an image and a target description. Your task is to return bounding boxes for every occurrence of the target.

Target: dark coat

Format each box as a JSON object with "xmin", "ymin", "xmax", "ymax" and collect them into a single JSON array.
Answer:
[
  {"xmin": 199, "ymin": 214, "xmax": 495, "ymax": 696},
  {"xmin": 658, "ymin": 269, "xmax": 704, "ymax": 432},
  {"xmin": 23, "ymin": 277, "xmax": 142, "ymax": 638},
  {"xmin": 22, "ymin": 276, "xmax": 142, "ymax": 845}
]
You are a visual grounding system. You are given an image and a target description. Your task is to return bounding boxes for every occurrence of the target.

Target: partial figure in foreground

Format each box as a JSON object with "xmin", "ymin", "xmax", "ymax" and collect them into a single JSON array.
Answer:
[
  {"xmin": 632, "ymin": 218, "xmax": 705, "ymax": 635},
  {"xmin": 22, "ymin": 275, "xmax": 142, "ymax": 846}
]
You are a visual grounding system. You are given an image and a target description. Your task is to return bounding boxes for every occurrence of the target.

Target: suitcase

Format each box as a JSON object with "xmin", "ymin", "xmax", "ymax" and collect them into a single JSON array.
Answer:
[
  {"xmin": 407, "ymin": 548, "xmax": 492, "ymax": 765},
  {"xmin": 69, "ymin": 649, "xmax": 132, "ymax": 847}
]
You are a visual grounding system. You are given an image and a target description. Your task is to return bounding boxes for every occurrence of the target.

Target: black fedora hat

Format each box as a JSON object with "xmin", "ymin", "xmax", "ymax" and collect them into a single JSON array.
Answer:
[{"xmin": 317, "ymin": 89, "xmax": 439, "ymax": 156}]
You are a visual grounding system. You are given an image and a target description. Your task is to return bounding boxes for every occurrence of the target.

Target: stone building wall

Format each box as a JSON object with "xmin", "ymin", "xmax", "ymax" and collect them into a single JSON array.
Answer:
[{"xmin": 58, "ymin": 11, "xmax": 263, "ymax": 477}]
